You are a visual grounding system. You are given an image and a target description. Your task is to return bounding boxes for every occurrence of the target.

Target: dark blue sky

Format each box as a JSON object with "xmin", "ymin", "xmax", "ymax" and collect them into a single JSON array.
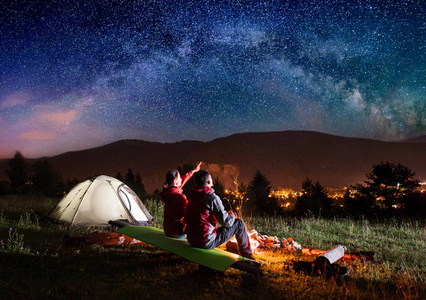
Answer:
[{"xmin": 0, "ymin": 0, "xmax": 425, "ymax": 158}]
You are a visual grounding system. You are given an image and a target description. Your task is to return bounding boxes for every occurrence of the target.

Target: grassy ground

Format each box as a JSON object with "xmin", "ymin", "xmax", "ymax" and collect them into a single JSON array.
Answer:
[{"xmin": 0, "ymin": 195, "xmax": 425, "ymax": 299}]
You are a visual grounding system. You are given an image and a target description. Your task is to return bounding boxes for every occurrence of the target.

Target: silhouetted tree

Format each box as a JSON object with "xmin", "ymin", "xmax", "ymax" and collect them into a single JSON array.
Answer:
[
  {"xmin": 295, "ymin": 178, "xmax": 332, "ymax": 217},
  {"xmin": 31, "ymin": 158, "xmax": 64, "ymax": 196},
  {"xmin": 65, "ymin": 177, "xmax": 80, "ymax": 193},
  {"xmin": 123, "ymin": 168, "xmax": 146, "ymax": 198},
  {"xmin": 6, "ymin": 151, "xmax": 29, "ymax": 194},
  {"xmin": 248, "ymin": 171, "xmax": 281, "ymax": 215},
  {"xmin": 403, "ymin": 192, "xmax": 426, "ymax": 219},
  {"xmin": 152, "ymin": 188, "xmax": 161, "ymax": 200},
  {"xmin": 226, "ymin": 182, "xmax": 249, "ymax": 217},
  {"xmin": 343, "ymin": 188, "xmax": 376, "ymax": 217},
  {"xmin": 0, "ymin": 181, "xmax": 11, "ymax": 196},
  {"xmin": 134, "ymin": 172, "xmax": 146, "ymax": 197},
  {"xmin": 353, "ymin": 162, "xmax": 419, "ymax": 212},
  {"xmin": 115, "ymin": 171, "xmax": 124, "ymax": 182},
  {"xmin": 124, "ymin": 168, "xmax": 135, "ymax": 187}
]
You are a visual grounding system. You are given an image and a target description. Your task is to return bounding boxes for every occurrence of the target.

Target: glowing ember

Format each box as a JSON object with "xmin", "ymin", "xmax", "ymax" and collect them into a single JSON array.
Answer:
[{"xmin": 225, "ymin": 229, "xmax": 302, "ymax": 255}]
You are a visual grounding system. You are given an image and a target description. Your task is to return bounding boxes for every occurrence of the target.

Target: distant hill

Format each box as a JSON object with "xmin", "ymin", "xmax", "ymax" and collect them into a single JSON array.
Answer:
[
  {"xmin": 403, "ymin": 135, "xmax": 426, "ymax": 143},
  {"xmin": 1, "ymin": 131, "xmax": 426, "ymax": 193}
]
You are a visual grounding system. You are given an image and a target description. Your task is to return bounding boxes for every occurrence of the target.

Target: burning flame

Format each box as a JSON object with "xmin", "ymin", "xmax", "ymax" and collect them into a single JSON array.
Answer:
[
  {"xmin": 227, "ymin": 230, "xmax": 262, "ymax": 253},
  {"xmin": 249, "ymin": 230, "xmax": 261, "ymax": 251}
]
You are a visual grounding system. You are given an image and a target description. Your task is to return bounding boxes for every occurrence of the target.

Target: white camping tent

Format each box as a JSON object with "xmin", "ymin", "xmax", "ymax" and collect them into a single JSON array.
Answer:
[{"xmin": 49, "ymin": 175, "xmax": 153, "ymax": 227}]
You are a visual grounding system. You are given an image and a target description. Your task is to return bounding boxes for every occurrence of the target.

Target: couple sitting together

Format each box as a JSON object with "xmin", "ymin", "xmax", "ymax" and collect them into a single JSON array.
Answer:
[{"xmin": 159, "ymin": 162, "xmax": 254, "ymax": 260}]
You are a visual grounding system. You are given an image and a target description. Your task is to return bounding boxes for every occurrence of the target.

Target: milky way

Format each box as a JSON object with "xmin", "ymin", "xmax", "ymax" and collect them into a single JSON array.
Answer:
[{"xmin": 0, "ymin": 0, "xmax": 425, "ymax": 158}]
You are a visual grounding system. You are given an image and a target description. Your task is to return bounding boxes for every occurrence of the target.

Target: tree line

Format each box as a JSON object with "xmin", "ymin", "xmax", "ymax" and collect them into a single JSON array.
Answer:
[
  {"xmin": 1, "ymin": 151, "xmax": 66, "ymax": 197},
  {"xmin": 217, "ymin": 162, "xmax": 425, "ymax": 220},
  {"xmin": 1, "ymin": 151, "xmax": 425, "ymax": 219},
  {"xmin": 0, "ymin": 151, "xmax": 146, "ymax": 198}
]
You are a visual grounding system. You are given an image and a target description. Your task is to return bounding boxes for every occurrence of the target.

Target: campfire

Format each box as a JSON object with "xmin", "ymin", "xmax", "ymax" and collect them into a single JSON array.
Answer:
[
  {"xmin": 225, "ymin": 229, "xmax": 302, "ymax": 254},
  {"xmin": 224, "ymin": 228, "xmax": 375, "ymax": 264}
]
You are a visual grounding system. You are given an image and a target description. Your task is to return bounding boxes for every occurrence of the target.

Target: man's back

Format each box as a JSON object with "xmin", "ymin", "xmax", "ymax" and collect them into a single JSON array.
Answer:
[
  {"xmin": 186, "ymin": 185, "xmax": 217, "ymax": 248},
  {"xmin": 186, "ymin": 170, "xmax": 253, "ymax": 259}
]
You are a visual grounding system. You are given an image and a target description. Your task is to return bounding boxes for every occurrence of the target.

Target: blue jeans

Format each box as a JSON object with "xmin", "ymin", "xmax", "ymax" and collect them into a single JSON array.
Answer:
[
  {"xmin": 173, "ymin": 234, "xmax": 187, "ymax": 239},
  {"xmin": 206, "ymin": 219, "xmax": 252, "ymax": 257},
  {"xmin": 166, "ymin": 233, "xmax": 187, "ymax": 239}
]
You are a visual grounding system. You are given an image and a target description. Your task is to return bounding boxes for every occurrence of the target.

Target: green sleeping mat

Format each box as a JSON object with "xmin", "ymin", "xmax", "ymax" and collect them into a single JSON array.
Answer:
[{"xmin": 115, "ymin": 223, "xmax": 262, "ymax": 274}]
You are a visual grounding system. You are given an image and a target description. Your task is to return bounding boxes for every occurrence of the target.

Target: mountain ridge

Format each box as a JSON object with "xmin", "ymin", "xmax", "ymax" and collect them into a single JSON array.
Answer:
[{"xmin": 1, "ymin": 131, "xmax": 425, "ymax": 193}]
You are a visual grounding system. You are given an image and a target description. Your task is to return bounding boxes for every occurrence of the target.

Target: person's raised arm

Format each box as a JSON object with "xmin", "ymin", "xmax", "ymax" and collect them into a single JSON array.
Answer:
[
  {"xmin": 181, "ymin": 161, "xmax": 202, "ymax": 187},
  {"xmin": 193, "ymin": 161, "xmax": 202, "ymax": 173}
]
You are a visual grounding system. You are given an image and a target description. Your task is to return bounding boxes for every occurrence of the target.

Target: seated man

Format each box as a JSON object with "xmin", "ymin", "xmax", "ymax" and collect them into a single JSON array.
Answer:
[{"xmin": 186, "ymin": 170, "xmax": 254, "ymax": 259}]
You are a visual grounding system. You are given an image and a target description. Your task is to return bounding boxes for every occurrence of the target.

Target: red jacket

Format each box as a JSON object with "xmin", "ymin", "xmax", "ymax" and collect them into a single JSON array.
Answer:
[
  {"xmin": 159, "ymin": 171, "xmax": 193, "ymax": 237},
  {"xmin": 186, "ymin": 185, "xmax": 235, "ymax": 248}
]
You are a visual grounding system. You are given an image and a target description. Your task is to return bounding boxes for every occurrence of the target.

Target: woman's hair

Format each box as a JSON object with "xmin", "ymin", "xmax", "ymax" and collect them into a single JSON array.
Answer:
[{"xmin": 165, "ymin": 170, "xmax": 179, "ymax": 185}]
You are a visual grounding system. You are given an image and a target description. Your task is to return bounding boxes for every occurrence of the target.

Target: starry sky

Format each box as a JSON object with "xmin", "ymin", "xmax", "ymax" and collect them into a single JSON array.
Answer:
[{"xmin": 0, "ymin": 0, "xmax": 425, "ymax": 158}]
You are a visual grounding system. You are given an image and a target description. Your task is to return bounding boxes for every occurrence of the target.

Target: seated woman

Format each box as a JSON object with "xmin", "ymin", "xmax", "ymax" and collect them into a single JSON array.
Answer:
[{"xmin": 159, "ymin": 162, "xmax": 201, "ymax": 238}]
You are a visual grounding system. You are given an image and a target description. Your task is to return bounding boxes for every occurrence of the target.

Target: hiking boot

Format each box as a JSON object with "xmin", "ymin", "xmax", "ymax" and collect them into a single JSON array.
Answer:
[
  {"xmin": 241, "ymin": 252, "xmax": 255, "ymax": 260},
  {"xmin": 249, "ymin": 259, "xmax": 263, "ymax": 268},
  {"xmin": 314, "ymin": 256, "xmax": 349, "ymax": 278},
  {"xmin": 240, "ymin": 253, "xmax": 263, "ymax": 268}
]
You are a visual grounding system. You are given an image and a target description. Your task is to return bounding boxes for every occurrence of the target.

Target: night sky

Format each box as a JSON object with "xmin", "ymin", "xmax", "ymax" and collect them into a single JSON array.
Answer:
[{"xmin": 0, "ymin": 0, "xmax": 425, "ymax": 158}]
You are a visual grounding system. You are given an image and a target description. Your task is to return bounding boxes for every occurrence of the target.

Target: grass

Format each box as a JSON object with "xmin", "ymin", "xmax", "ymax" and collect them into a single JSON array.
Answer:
[
  {"xmin": 249, "ymin": 216, "xmax": 426, "ymax": 269},
  {"xmin": 0, "ymin": 195, "xmax": 425, "ymax": 299}
]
